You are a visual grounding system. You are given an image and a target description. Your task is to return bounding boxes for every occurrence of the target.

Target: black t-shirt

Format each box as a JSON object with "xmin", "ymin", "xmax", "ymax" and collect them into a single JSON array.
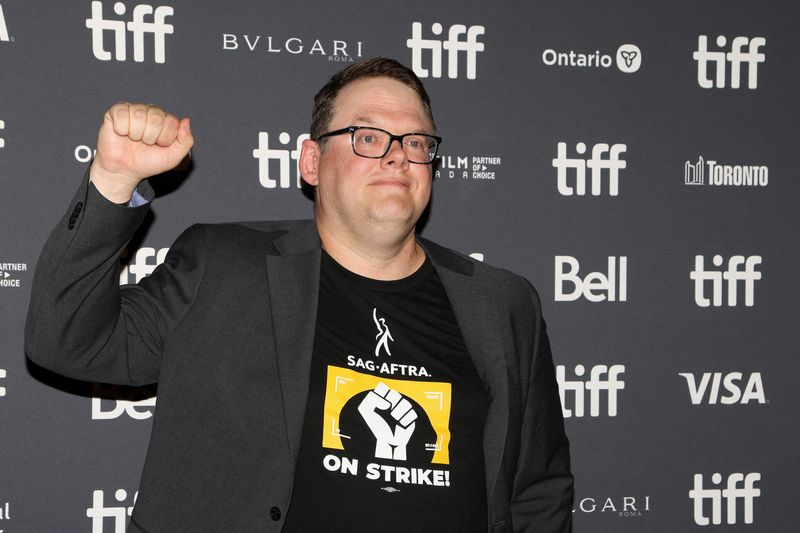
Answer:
[{"xmin": 283, "ymin": 251, "xmax": 489, "ymax": 532}]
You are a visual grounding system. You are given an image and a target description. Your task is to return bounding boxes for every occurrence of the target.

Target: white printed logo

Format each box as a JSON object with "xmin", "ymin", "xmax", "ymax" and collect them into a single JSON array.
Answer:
[
  {"xmin": 407, "ymin": 22, "xmax": 485, "ymax": 79},
  {"xmin": 120, "ymin": 247, "xmax": 169, "ymax": 284},
  {"xmin": 690, "ymin": 255, "xmax": 762, "ymax": 307},
  {"xmin": 91, "ymin": 383, "xmax": 156, "ymax": 419},
  {"xmin": 685, "ymin": 156, "xmax": 768, "ymax": 187},
  {"xmin": 542, "ymin": 44, "xmax": 642, "ymax": 74},
  {"xmin": 574, "ymin": 496, "xmax": 651, "ymax": 517},
  {"xmin": 557, "ymin": 364, "xmax": 625, "ymax": 417},
  {"xmin": 0, "ymin": 368, "xmax": 6, "ymax": 397},
  {"xmin": 553, "ymin": 142, "xmax": 627, "ymax": 196},
  {"xmin": 86, "ymin": 1, "xmax": 174, "ymax": 63},
  {"xmin": 435, "ymin": 154, "xmax": 502, "ymax": 181},
  {"xmin": 0, "ymin": 4, "xmax": 10, "ymax": 42},
  {"xmin": 0, "ymin": 119, "xmax": 5, "ymax": 148},
  {"xmin": 87, "ymin": 489, "xmax": 138, "ymax": 533},
  {"xmin": 616, "ymin": 44, "xmax": 642, "ymax": 73},
  {"xmin": 359, "ymin": 382, "xmax": 417, "ymax": 460},
  {"xmin": 222, "ymin": 34, "xmax": 362, "ymax": 62},
  {"xmin": 679, "ymin": 372, "xmax": 766, "ymax": 405},
  {"xmin": 373, "ymin": 308, "xmax": 394, "ymax": 357},
  {"xmin": 0, "ymin": 261, "xmax": 27, "ymax": 288},
  {"xmin": 689, "ymin": 473, "xmax": 760, "ymax": 525},
  {"xmin": 555, "ymin": 256, "xmax": 627, "ymax": 302},
  {"xmin": 252, "ymin": 131, "xmax": 309, "ymax": 189},
  {"xmin": 693, "ymin": 35, "xmax": 765, "ymax": 89}
]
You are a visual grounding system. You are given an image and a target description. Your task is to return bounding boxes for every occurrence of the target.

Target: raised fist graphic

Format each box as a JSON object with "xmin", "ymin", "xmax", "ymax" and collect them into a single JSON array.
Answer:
[{"xmin": 358, "ymin": 383, "xmax": 418, "ymax": 460}]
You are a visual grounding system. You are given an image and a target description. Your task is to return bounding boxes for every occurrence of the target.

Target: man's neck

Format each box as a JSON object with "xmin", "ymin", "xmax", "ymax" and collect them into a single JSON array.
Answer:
[{"xmin": 316, "ymin": 222, "xmax": 426, "ymax": 281}]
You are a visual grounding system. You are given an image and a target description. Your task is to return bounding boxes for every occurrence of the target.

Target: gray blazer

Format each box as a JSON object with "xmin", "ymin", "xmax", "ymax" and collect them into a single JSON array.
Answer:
[{"xmin": 25, "ymin": 178, "xmax": 572, "ymax": 532}]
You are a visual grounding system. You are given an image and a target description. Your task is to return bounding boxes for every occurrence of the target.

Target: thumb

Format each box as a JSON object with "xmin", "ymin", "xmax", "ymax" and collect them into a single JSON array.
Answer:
[{"xmin": 174, "ymin": 117, "xmax": 194, "ymax": 153}]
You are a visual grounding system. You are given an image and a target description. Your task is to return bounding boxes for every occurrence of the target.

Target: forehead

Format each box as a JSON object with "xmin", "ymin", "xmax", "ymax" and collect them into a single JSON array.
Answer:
[{"xmin": 331, "ymin": 77, "xmax": 432, "ymax": 131}]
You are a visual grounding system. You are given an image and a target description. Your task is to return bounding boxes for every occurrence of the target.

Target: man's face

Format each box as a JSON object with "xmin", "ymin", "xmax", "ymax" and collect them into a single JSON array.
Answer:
[{"xmin": 302, "ymin": 77, "xmax": 434, "ymax": 241}]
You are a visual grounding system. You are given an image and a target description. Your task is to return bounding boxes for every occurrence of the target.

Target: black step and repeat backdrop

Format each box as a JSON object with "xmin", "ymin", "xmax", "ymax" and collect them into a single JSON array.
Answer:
[{"xmin": 1, "ymin": 1, "xmax": 798, "ymax": 531}]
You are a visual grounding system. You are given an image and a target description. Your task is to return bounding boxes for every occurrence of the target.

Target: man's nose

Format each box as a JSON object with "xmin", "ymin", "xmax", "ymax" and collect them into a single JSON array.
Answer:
[{"xmin": 382, "ymin": 138, "xmax": 409, "ymax": 166}]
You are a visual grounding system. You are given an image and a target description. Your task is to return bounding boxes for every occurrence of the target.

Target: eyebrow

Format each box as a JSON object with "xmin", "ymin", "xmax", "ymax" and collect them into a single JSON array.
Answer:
[{"xmin": 351, "ymin": 116, "xmax": 434, "ymax": 134}]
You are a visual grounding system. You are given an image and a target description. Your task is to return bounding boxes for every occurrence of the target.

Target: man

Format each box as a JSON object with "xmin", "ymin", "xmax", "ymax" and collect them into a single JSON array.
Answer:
[{"xmin": 26, "ymin": 58, "xmax": 572, "ymax": 532}]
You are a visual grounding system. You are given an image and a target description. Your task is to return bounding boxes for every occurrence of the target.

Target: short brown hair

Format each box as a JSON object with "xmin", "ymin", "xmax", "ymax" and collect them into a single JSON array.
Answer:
[{"xmin": 310, "ymin": 57, "xmax": 435, "ymax": 143}]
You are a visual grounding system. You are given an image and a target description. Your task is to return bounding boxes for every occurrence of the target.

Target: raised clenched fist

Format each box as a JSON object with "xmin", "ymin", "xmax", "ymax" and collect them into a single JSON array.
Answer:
[{"xmin": 89, "ymin": 102, "xmax": 194, "ymax": 203}]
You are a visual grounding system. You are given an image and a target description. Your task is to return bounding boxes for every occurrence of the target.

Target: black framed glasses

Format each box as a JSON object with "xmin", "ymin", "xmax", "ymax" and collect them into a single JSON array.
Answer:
[{"xmin": 316, "ymin": 126, "xmax": 442, "ymax": 164}]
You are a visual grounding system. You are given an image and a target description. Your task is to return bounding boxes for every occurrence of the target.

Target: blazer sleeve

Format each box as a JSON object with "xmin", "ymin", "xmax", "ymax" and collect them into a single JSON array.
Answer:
[
  {"xmin": 25, "ymin": 176, "xmax": 205, "ymax": 386},
  {"xmin": 510, "ymin": 283, "xmax": 574, "ymax": 532}
]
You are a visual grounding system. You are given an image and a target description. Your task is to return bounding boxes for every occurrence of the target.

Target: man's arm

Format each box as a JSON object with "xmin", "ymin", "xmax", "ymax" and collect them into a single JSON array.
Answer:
[
  {"xmin": 510, "ymin": 284, "xmax": 573, "ymax": 532},
  {"xmin": 24, "ymin": 103, "xmax": 195, "ymax": 385}
]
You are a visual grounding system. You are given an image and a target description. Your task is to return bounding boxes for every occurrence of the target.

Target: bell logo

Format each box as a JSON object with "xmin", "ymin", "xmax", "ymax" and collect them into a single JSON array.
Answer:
[
  {"xmin": 87, "ymin": 489, "xmax": 138, "ymax": 533},
  {"xmin": 555, "ymin": 256, "xmax": 627, "ymax": 302},
  {"xmin": 91, "ymin": 384, "xmax": 156, "ymax": 420},
  {"xmin": 85, "ymin": 1, "xmax": 174, "ymax": 63},
  {"xmin": 690, "ymin": 255, "xmax": 762, "ymax": 307},
  {"xmin": 689, "ymin": 472, "xmax": 760, "ymax": 525},
  {"xmin": 556, "ymin": 364, "xmax": 625, "ymax": 417},
  {"xmin": 252, "ymin": 131, "xmax": 309, "ymax": 189},
  {"xmin": 679, "ymin": 372, "xmax": 765, "ymax": 405},
  {"xmin": 693, "ymin": 35, "xmax": 765, "ymax": 89},
  {"xmin": 553, "ymin": 142, "xmax": 627, "ymax": 196},
  {"xmin": 120, "ymin": 247, "xmax": 169, "ymax": 284},
  {"xmin": 407, "ymin": 22, "xmax": 485, "ymax": 79},
  {"xmin": 0, "ymin": 4, "xmax": 10, "ymax": 42}
]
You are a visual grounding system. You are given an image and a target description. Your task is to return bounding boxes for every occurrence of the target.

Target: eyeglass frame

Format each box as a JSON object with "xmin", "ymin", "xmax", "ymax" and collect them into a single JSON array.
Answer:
[{"xmin": 314, "ymin": 125, "xmax": 442, "ymax": 164}]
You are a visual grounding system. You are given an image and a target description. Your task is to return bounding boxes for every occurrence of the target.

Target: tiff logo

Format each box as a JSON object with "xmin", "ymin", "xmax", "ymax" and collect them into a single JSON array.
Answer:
[
  {"xmin": 87, "ymin": 489, "xmax": 137, "ymax": 533},
  {"xmin": 689, "ymin": 472, "xmax": 760, "ymax": 525},
  {"xmin": 690, "ymin": 255, "xmax": 762, "ymax": 307},
  {"xmin": 252, "ymin": 131, "xmax": 309, "ymax": 189},
  {"xmin": 553, "ymin": 142, "xmax": 627, "ymax": 196},
  {"xmin": 685, "ymin": 156, "xmax": 704, "ymax": 185},
  {"xmin": 556, "ymin": 364, "xmax": 625, "ymax": 417},
  {"xmin": 120, "ymin": 247, "xmax": 168, "ymax": 284},
  {"xmin": 693, "ymin": 35, "xmax": 765, "ymax": 89},
  {"xmin": 407, "ymin": 22, "xmax": 485, "ymax": 79},
  {"xmin": 86, "ymin": 1, "xmax": 174, "ymax": 63},
  {"xmin": 0, "ymin": 4, "xmax": 9, "ymax": 42},
  {"xmin": 92, "ymin": 383, "xmax": 156, "ymax": 419},
  {"xmin": 555, "ymin": 256, "xmax": 627, "ymax": 302},
  {"xmin": 679, "ymin": 372, "xmax": 766, "ymax": 405}
]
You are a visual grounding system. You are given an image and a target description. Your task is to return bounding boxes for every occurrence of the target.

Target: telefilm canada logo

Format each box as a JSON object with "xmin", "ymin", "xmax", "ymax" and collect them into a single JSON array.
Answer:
[
  {"xmin": 407, "ymin": 21, "xmax": 485, "ymax": 80},
  {"xmin": 684, "ymin": 156, "xmax": 768, "ymax": 187},
  {"xmin": 0, "ymin": 499, "xmax": 10, "ymax": 528},
  {"xmin": 222, "ymin": 31, "xmax": 363, "ymax": 63},
  {"xmin": 0, "ymin": 261, "xmax": 27, "ymax": 288},
  {"xmin": 435, "ymin": 153, "xmax": 502, "ymax": 181},
  {"xmin": 553, "ymin": 142, "xmax": 627, "ymax": 196},
  {"xmin": 689, "ymin": 472, "xmax": 760, "ymax": 525},
  {"xmin": 86, "ymin": 1, "xmax": 174, "ymax": 63},
  {"xmin": 542, "ymin": 43, "xmax": 642, "ymax": 74},
  {"xmin": 87, "ymin": 489, "xmax": 138, "ymax": 533},
  {"xmin": 556, "ymin": 364, "xmax": 625, "ymax": 418},
  {"xmin": 693, "ymin": 35, "xmax": 765, "ymax": 89}
]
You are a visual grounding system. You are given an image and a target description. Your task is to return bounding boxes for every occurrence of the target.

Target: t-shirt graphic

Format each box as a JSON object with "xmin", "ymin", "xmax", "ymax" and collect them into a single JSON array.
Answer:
[{"xmin": 282, "ymin": 252, "xmax": 488, "ymax": 532}]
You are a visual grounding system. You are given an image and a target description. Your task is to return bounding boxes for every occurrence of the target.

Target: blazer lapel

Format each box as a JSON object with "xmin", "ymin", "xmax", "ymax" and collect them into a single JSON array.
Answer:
[
  {"xmin": 265, "ymin": 221, "xmax": 321, "ymax": 463},
  {"xmin": 421, "ymin": 239, "xmax": 510, "ymax": 513}
]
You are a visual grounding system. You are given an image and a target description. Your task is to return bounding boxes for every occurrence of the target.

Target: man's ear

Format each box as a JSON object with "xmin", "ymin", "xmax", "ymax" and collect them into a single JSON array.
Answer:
[{"xmin": 300, "ymin": 138, "xmax": 321, "ymax": 186}]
